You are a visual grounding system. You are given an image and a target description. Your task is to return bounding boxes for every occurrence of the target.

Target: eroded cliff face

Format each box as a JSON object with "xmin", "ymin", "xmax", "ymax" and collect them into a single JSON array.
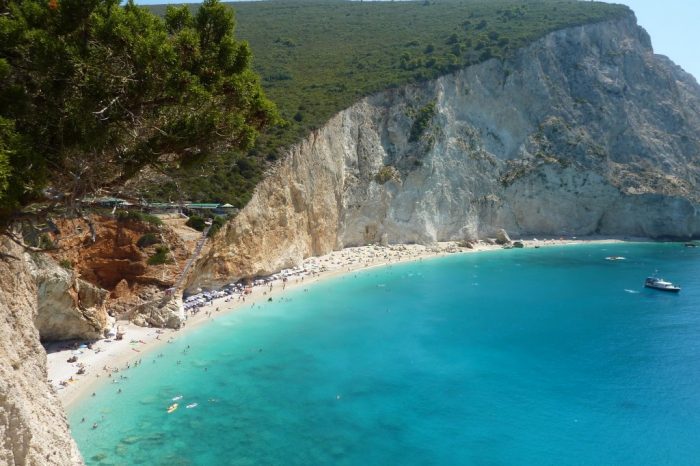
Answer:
[
  {"xmin": 0, "ymin": 237, "xmax": 83, "ymax": 465},
  {"xmin": 0, "ymin": 215, "xmax": 195, "ymax": 463},
  {"xmin": 46, "ymin": 215, "xmax": 192, "ymax": 330},
  {"xmin": 191, "ymin": 14, "xmax": 700, "ymax": 288},
  {"xmin": 32, "ymin": 256, "xmax": 109, "ymax": 342}
]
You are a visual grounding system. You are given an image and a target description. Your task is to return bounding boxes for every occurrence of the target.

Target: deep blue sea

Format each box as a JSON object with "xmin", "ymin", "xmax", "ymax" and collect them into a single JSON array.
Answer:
[{"xmin": 70, "ymin": 243, "xmax": 700, "ymax": 465}]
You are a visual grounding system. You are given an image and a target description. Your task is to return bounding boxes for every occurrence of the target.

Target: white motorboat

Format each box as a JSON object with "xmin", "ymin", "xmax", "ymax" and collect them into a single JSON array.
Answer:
[{"xmin": 644, "ymin": 277, "xmax": 680, "ymax": 292}]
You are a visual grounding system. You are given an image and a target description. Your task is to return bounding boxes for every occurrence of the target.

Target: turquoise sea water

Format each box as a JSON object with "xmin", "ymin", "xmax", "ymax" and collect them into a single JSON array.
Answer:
[{"xmin": 70, "ymin": 243, "xmax": 700, "ymax": 465}]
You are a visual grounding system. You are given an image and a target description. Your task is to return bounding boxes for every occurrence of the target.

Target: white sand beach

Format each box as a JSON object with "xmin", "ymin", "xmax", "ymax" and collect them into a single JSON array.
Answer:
[{"xmin": 47, "ymin": 237, "xmax": 629, "ymax": 410}]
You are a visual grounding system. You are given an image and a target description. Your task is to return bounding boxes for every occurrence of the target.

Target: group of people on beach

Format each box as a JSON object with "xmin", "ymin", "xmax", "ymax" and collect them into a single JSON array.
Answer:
[{"xmin": 56, "ymin": 243, "xmax": 458, "ymax": 428}]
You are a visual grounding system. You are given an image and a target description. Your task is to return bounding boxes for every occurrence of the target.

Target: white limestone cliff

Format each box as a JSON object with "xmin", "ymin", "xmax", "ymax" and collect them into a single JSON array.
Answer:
[
  {"xmin": 190, "ymin": 14, "xmax": 700, "ymax": 288},
  {"xmin": 32, "ymin": 254, "xmax": 110, "ymax": 342},
  {"xmin": 0, "ymin": 237, "xmax": 84, "ymax": 466}
]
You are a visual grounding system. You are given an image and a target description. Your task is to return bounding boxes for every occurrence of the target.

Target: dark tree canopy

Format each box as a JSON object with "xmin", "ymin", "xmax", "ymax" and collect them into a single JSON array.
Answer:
[{"xmin": 0, "ymin": 0, "xmax": 277, "ymax": 220}]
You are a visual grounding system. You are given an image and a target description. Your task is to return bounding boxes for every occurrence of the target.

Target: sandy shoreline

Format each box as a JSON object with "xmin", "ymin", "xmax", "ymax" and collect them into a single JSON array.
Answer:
[{"xmin": 47, "ymin": 236, "xmax": 631, "ymax": 411}]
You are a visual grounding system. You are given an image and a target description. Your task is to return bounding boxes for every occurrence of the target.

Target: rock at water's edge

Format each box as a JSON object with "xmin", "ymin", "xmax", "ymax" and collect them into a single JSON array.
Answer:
[{"xmin": 495, "ymin": 229, "xmax": 512, "ymax": 245}]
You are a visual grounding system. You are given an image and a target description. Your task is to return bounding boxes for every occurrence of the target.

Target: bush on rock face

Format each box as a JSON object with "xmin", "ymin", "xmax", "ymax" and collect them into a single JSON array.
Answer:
[
  {"xmin": 375, "ymin": 166, "xmax": 399, "ymax": 185},
  {"xmin": 147, "ymin": 245, "xmax": 172, "ymax": 265},
  {"xmin": 136, "ymin": 233, "xmax": 160, "ymax": 248}
]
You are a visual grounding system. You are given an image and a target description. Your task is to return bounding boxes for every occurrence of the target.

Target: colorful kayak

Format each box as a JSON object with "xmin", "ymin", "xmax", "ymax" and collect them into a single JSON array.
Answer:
[{"xmin": 167, "ymin": 403, "xmax": 178, "ymax": 413}]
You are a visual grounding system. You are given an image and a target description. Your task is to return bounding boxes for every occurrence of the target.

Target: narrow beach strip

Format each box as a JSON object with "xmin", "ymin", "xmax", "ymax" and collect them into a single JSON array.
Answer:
[{"xmin": 48, "ymin": 237, "xmax": 631, "ymax": 410}]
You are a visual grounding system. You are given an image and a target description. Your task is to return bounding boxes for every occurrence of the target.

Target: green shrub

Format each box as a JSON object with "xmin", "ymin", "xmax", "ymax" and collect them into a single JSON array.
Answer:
[
  {"xmin": 185, "ymin": 214, "xmax": 228, "ymax": 237},
  {"xmin": 37, "ymin": 233, "xmax": 55, "ymax": 250},
  {"xmin": 142, "ymin": 214, "xmax": 163, "ymax": 225},
  {"xmin": 59, "ymin": 259, "xmax": 73, "ymax": 270},
  {"xmin": 136, "ymin": 233, "xmax": 160, "ymax": 248},
  {"xmin": 207, "ymin": 215, "xmax": 229, "ymax": 238},
  {"xmin": 375, "ymin": 166, "xmax": 398, "ymax": 184},
  {"xmin": 409, "ymin": 102, "xmax": 437, "ymax": 142},
  {"xmin": 147, "ymin": 245, "xmax": 172, "ymax": 265},
  {"xmin": 186, "ymin": 215, "xmax": 207, "ymax": 232}
]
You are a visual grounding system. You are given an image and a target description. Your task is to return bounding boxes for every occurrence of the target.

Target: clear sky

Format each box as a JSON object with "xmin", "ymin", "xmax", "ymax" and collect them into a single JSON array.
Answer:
[{"xmin": 131, "ymin": 0, "xmax": 699, "ymax": 81}]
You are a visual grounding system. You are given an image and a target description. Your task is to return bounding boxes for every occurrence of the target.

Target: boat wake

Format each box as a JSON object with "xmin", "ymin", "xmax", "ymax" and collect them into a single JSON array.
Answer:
[{"xmin": 624, "ymin": 289, "xmax": 640, "ymax": 294}]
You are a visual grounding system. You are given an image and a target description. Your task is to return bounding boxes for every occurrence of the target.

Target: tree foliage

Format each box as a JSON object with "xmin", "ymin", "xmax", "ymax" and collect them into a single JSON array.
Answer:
[
  {"xmin": 0, "ymin": 0, "xmax": 277, "ymax": 222},
  {"xmin": 185, "ymin": 214, "xmax": 207, "ymax": 232}
]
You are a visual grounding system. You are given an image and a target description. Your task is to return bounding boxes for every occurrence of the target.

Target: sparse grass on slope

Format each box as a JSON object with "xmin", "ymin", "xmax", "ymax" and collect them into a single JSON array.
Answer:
[{"xmin": 143, "ymin": 0, "xmax": 630, "ymax": 205}]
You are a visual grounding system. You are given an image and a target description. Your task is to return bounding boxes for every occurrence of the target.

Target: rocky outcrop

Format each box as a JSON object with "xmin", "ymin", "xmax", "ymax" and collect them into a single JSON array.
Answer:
[
  {"xmin": 495, "ymin": 229, "xmax": 511, "ymax": 245},
  {"xmin": 190, "ymin": 13, "xmax": 700, "ymax": 288},
  {"xmin": 52, "ymin": 216, "xmax": 190, "ymax": 292},
  {"xmin": 31, "ymin": 255, "xmax": 109, "ymax": 341},
  {"xmin": 0, "ymin": 237, "xmax": 84, "ymax": 465},
  {"xmin": 0, "ymin": 216, "xmax": 190, "ymax": 463},
  {"xmin": 48, "ymin": 215, "xmax": 194, "ymax": 329},
  {"xmin": 128, "ymin": 295, "xmax": 184, "ymax": 329}
]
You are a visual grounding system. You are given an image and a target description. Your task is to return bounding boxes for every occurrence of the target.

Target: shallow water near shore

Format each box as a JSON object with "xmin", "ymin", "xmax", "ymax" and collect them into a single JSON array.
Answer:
[{"xmin": 70, "ymin": 243, "xmax": 700, "ymax": 465}]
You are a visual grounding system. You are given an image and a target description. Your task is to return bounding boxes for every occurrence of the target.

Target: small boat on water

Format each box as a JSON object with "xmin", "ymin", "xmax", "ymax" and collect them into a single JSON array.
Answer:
[
  {"xmin": 186, "ymin": 403, "xmax": 198, "ymax": 409},
  {"xmin": 167, "ymin": 403, "xmax": 179, "ymax": 413},
  {"xmin": 644, "ymin": 277, "xmax": 681, "ymax": 292},
  {"xmin": 605, "ymin": 256, "xmax": 626, "ymax": 261}
]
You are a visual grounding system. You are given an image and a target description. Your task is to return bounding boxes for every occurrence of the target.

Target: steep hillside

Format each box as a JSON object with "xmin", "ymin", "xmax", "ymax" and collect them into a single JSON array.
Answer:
[
  {"xmin": 143, "ymin": 0, "xmax": 630, "ymax": 205},
  {"xmin": 189, "ymin": 14, "xmax": 700, "ymax": 287}
]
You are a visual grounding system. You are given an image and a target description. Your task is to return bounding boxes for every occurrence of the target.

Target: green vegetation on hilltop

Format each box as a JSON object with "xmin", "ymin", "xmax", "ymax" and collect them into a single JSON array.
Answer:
[
  {"xmin": 235, "ymin": 0, "xmax": 628, "ymax": 147},
  {"xmin": 146, "ymin": 0, "xmax": 629, "ymax": 205}
]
